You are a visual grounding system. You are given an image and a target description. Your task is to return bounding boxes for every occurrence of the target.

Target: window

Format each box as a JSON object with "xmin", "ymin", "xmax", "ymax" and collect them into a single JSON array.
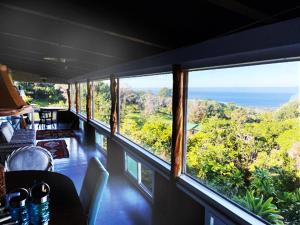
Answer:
[
  {"xmin": 14, "ymin": 81, "xmax": 68, "ymax": 108},
  {"xmin": 140, "ymin": 164, "xmax": 154, "ymax": 195},
  {"xmin": 125, "ymin": 153, "xmax": 138, "ymax": 180},
  {"xmin": 125, "ymin": 152, "xmax": 154, "ymax": 197},
  {"xmin": 79, "ymin": 82, "xmax": 87, "ymax": 115},
  {"xmin": 70, "ymin": 83, "xmax": 76, "ymax": 111},
  {"xmin": 93, "ymin": 80, "xmax": 111, "ymax": 126},
  {"xmin": 95, "ymin": 131, "xmax": 107, "ymax": 152},
  {"xmin": 186, "ymin": 62, "xmax": 300, "ymax": 224},
  {"xmin": 119, "ymin": 74, "xmax": 173, "ymax": 162}
]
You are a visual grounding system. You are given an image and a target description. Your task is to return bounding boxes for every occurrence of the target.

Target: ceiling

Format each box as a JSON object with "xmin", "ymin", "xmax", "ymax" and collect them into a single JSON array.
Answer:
[{"xmin": 0, "ymin": 0, "xmax": 300, "ymax": 83}]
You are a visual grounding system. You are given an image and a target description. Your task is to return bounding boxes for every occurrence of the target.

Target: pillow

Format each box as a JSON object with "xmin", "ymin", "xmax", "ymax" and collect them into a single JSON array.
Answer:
[
  {"xmin": 1, "ymin": 125, "xmax": 13, "ymax": 143},
  {"xmin": 0, "ymin": 122, "xmax": 14, "ymax": 136}
]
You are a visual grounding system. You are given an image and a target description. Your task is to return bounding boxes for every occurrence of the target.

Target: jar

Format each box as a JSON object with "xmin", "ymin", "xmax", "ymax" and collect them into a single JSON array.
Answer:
[
  {"xmin": 8, "ymin": 188, "xmax": 30, "ymax": 225},
  {"xmin": 29, "ymin": 182, "xmax": 50, "ymax": 225}
]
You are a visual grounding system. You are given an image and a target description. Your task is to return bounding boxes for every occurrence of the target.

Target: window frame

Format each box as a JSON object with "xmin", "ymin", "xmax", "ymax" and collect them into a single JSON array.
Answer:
[
  {"xmin": 124, "ymin": 152, "xmax": 155, "ymax": 200},
  {"xmin": 91, "ymin": 79, "xmax": 111, "ymax": 128},
  {"xmin": 117, "ymin": 72, "xmax": 173, "ymax": 164}
]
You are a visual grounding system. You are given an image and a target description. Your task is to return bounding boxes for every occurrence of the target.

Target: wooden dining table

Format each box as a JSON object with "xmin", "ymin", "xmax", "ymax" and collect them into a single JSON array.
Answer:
[{"xmin": 5, "ymin": 171, "xmax": 87, "ymax": 225}]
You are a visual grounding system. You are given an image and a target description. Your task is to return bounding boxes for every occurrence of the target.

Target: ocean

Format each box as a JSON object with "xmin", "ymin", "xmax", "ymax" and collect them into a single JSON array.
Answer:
[
  {"xmin": 139, "ymin": 87, "xmax": 299, "ymax": 108},
  {"xmin": 187, "ymin": 87, "xmax": 299, "ymax": 108}
]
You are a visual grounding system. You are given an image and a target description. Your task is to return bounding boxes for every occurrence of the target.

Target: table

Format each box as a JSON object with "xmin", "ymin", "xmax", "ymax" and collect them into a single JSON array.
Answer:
[{"xmin": 5, "ymin": 171, "xmax": 87, "ymax": 225}]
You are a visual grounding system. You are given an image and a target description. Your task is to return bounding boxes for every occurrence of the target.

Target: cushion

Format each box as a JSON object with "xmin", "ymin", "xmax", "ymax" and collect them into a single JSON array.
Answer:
[
  {"xmin": 1, "ymin": 125, "xmax": 13, "ymax": 143},
  {"xmin": 0, "ymin": 122, "xmax": 14, "ymax": 136}
]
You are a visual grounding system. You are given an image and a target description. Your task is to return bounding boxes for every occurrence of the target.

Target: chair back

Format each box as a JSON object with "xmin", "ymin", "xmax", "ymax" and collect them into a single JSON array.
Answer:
[
  {"xmin": 80, "ymin": 157, "xmax": 109, "ymax": 225},
  {"xmin": 5, "ymin": 146, "xmax": 54, "ymax": 171}
]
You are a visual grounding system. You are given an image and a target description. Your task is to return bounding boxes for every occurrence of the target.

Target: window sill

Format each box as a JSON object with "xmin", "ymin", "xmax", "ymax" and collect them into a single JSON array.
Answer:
[
  {"xmin": 177, "ymin": 175, "xmax": 267, "ymax": 225},
  {"xmin": 89, "ymin": 119, "xmax": 111, "ymax": 137}
]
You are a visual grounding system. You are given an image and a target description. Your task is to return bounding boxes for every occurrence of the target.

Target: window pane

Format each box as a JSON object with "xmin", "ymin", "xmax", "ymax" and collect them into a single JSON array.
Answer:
[
  {"xmin": 141, "ymin": 165, "xmax": 153, "ymax": 194},
  {"xmin": 14, "ymin": 81, "xmax": 68, "ymax": 108},
  {"xmin": 126, "ymin": 154, "xmax": 138, "ymax": 179},
  {"xmin": 186, "ymin": 62, "xmax": 300, "ymax": 224},
  {"xmin": 70, "ymin": 84, "xmax": 76, "ymax": 111},
  {"xmin": 80, "ymin": 82, "xmax": 87, "ymax": 115},
  {"xmin": 93, "ymin": 80, "xmax": 111, "ymax": 126},
  {"xmin": 119, "ymin": 74, "xmax": 172, "ymax": 162},
  {"xmin": 95, "ymin": 131, "xmax": 107, "ymax": 151}
]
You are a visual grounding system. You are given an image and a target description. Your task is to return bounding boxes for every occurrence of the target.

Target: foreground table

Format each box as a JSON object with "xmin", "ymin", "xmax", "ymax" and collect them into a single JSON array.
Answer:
[{"xmin": 5, "ymin": 171, "xmax": 87, "ymax": 225}]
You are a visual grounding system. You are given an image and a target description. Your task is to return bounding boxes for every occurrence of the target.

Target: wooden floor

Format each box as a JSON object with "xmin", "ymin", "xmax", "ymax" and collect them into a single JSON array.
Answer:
[{"xmin": 35, "ymin": 124, "xmax": 152, "ymax": 225}]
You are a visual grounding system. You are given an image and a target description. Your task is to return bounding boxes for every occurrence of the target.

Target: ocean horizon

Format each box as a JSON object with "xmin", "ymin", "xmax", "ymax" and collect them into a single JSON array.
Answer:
[{"xmin": 138, "ymin": 87, "xmax": 299, "ymax": 108}]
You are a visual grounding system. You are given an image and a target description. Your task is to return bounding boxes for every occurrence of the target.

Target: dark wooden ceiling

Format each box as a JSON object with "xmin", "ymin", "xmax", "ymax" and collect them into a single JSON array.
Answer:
[{"xmin": 0, "ymin": 0, "xmax": 300, "ymax": 83}]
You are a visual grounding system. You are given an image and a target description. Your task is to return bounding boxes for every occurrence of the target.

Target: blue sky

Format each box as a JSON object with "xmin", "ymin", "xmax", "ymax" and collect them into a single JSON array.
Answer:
[{"xmin": 121, "ymin": 61, "xmax": 300, "ymax": 89}]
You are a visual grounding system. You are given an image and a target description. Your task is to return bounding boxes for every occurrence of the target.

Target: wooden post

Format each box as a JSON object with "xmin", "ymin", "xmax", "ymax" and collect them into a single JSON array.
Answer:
[
  {"xmin": 171, "ymin": 64, "xmax": 187, "ymax": 179},
  {"xmin": 67, "ymin": 83, "xmax": 71, "ymax": 111},
  {"xmin": 86, "ymin": 80, "xmax": 92, "ymax": 120},
  {"xmin": 75, "ymin": 82, "xmax": 79, "ymax": 114},
  {"xmin": 110, "ymin": 75, "xmax": 118, "ymax": 135}
]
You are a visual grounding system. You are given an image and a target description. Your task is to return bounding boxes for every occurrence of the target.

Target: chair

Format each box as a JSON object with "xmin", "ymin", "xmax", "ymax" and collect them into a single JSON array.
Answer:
[
  {"xmin": 5, "ymin": 146, "xmax": 54, "ymax": 171},
  {"xmin": 38, "ymin": 110, "xmax": 54, "ymax": 128},
  {"xmin": 80, "ymin": 157, "xmax": 109, "ymax": 225}
]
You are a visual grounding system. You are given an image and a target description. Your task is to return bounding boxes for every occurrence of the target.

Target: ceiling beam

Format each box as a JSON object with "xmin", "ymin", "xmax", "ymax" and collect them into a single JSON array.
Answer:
[
  {"xmin": 0, "ymin": 57, "xmax": 81, "ymax": 78},
  {"xmin": 206, "ymin": 0, "xmax": 269, "ymax": 20},
  {"xmin": 0, "ymin": 31, "xmax": 123, "ymax": 60},
  {"xmin": 0, "ymin": 53, "xmax": 91, "ymax": 73},
  {"xmin": 0, "ymin": 46, "xmax": 102, "ymax": 68},
  {"xmin": 0, "ymin": 3, "xmax": 170, "ymax": 50}
]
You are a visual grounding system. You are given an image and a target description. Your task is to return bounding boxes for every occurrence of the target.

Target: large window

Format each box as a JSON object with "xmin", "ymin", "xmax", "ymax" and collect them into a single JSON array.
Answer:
[
  {"xmin": 14, "ymin": 81, "xmax": 68, "ymax": 108},
  {"xmin": 70, "ymin": 83, "xmax": 76, "ymax": 111},
  {"xmin": 93, "ymin": 80, "xmax": 111, "ymax": 126},
  {"xmin": 119, "ymin": 74, "xmax": 173, "ymax": 162},
  {"xmin": 79, "ymin": 82, "xmax": 87, "ymax": 115},
  {"xmin": 186, "ymin": 62, "xmax": 300, "ymax": 224}
]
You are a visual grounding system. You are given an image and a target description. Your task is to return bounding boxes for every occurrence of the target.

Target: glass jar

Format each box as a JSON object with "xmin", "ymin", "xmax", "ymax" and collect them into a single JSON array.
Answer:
[
  {"xmin": 8, "ymin": 188, "xmax": 30, "ymax": 225},
  {"xmin": 29, "ymin": 182, "xmax": 50, "ymax": 225}
]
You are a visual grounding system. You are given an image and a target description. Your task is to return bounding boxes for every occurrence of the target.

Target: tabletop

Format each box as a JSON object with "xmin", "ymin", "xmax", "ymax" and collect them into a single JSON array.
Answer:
[{"xmin": 5, "ymin": 171, "xmax": 87, "ymax": 225}]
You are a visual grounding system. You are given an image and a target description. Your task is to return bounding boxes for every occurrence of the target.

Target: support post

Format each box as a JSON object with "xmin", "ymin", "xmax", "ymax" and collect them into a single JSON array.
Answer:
[
  {"xmin": 75, "ymin": 82, "xmax": 79, "ymax": 114},
  {"xmin": 67, "ymin": 83, "xmax": 71, "ymax": 111},
  {"xmin": 86, "ymin": 80, "xmax": 93, "ymax": 120},
  {"xmin": 110, "ymin": 75, "xmax": 118, "ymax": 135},
  {"xmin": 171, "ymin": 64, "xmax": 188, "ymax": 179}
]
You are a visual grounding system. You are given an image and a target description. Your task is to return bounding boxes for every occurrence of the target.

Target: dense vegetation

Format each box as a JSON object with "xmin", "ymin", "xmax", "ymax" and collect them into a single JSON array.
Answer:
[
  {"xmin": 116, "ymin": 83, "xmax": 299, "ymax": 225},
  {"xmin": 15, "ymin": 82, "xmax": 67, "ymax": 107}
]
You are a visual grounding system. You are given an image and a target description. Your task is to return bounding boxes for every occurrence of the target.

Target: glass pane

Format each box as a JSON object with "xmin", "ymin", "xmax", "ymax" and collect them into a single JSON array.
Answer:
[
  {"xmin": 126, "ymin": 154, "xmax": 138, "ymax": 180},
  {"xmin": 95, "ymin": 131, "xmax": 107, "ymax": 151},
  {"xmin": 186, "ymin": 61, "xmax": 300, "ymax": 224},
  {"xmin": 93, "ymin": 80, "xmax": 111, "ymax": 126},
  {"xmin": 80, "ymin": 82, "xmax": 87, "ymax": 115},
  {"xmin": 70, "ymin": 84, "xmax": 76, "ymax": 111},
  {"xmin": 141, "ymin": 165, "xmax": 153, "ymax": 194},
  {"xmin": 119, "ymin": 74, "xmax": 173, "ymax": 162},
  {"xmin": 14, "ymin": 81, "xmax": 68, "ymax": 108}
]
